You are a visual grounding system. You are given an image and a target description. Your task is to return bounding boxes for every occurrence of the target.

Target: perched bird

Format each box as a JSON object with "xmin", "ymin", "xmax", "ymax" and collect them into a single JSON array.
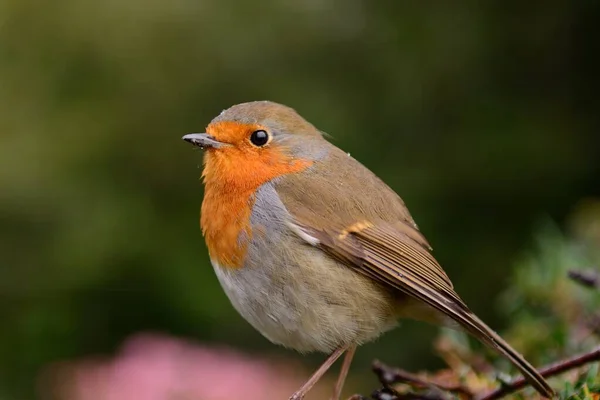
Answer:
[{"xmin": 182, "ymin": 101, "xmax": 554, "ymax": 400}]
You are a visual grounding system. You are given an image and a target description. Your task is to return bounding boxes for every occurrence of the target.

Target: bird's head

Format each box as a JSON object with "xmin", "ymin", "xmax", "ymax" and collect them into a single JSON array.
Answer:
[{"xmin": 183, "ymin": 101, "xmax": 324, "ymax": 190}]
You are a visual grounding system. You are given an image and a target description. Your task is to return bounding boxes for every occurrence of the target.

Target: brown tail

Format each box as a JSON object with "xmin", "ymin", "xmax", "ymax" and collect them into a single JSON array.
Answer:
[{"xmin": 462, "ymin": 312, "xmax": 555, "ymax": 398}]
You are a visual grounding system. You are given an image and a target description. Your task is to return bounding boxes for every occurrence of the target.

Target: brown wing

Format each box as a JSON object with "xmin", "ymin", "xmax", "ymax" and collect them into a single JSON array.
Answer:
[
  {"xmin": 291, "ymin": 219, "xmax": 472, "ymax": 320},
  {"xmin": 290, "ymin": 218, "xmax": 554, "ymax": 398},
  {"xmin": 273, "ymin": 144, "xmax": 461, "ymax": 312},
  {"xmin": 275, "ymin": 144, "xmax": 554, "ymax": 397}
]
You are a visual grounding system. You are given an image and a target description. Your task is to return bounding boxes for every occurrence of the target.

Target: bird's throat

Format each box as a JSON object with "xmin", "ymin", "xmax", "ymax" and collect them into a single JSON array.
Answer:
[
  {"xmin": 201, "ymin": 185, "xmax": 254, "ymax": 269},
  {"xmin": 200, "ymin": 150, "xmax": 312, "ymax": 269}
]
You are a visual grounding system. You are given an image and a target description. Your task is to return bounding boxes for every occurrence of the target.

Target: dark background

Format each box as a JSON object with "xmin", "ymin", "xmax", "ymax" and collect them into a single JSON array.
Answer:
[{"xmin": 1, "ymin": 1, "xmax": 599, "ymax": 398}]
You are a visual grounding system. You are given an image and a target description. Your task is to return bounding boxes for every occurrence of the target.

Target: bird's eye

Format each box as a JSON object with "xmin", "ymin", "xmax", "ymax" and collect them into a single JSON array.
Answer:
[{"xmin": 249, "ymin": 130, "xmax": 270, "ymax": 147}]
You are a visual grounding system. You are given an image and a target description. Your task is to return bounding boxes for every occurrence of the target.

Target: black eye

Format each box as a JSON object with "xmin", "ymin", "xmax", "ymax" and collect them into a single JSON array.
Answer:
[{"xmin": 250, "ymin": 130, "xmax": 270, "ymax": 147}]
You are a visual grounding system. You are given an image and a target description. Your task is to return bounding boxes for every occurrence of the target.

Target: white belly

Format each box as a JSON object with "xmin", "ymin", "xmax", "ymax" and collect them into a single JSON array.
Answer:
[{"xmin": 211, "ymin": 250, "xmax": 398, "ymax": 354}]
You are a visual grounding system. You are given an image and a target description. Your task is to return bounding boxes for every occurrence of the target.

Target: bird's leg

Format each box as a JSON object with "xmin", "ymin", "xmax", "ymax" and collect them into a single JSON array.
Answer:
[
  {"xmin": 330, "ymin": 345, "xmax": 357, "ymax": 400},
  {"xmin": 289, "ymin": 345, "xmax": 350, "ymax": 400}
]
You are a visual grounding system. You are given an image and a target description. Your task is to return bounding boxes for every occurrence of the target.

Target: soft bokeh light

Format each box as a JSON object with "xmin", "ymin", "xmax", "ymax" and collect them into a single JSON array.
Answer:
[
  {"xmin": 1, "ymin": 1, "xmax": 599, "ymax": 399},
  {"xmin": 39, "ymin": 333, "xmax": 332, "ymax": 400}
]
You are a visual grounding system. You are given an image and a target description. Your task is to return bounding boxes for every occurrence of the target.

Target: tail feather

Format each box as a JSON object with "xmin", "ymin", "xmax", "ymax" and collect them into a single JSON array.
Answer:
[{"xmin": 463, "ymin": 312, "xmax": 555, "ymax": 398}]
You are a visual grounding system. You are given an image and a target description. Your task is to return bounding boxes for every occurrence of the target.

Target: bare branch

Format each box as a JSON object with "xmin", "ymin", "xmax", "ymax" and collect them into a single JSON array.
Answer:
[
  {"xmin": 476, "ymin": 346, "xmax": 600, "ymax": 400},
  {"xmin": 366, "ymin": 347, "xmax": 600, "ymax": 400},
  {"xmin": 568, "ymin": 269, "xmax": 600, "ymax": 289},
  {"xmin": 372, "ymin": 360, "xmax": 471, "ymax": 399}
]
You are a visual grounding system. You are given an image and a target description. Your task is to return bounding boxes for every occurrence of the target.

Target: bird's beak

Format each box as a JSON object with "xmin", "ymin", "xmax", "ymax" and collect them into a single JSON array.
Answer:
[{"xmin": 182, "ymin": 133, "xmax": 228, "ymax": 149}]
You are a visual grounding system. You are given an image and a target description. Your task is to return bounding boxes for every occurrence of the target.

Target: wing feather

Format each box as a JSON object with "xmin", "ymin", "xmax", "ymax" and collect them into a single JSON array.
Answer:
[
  {"xmin": 290, "ymin": 220, "xmax": 554, "ymax": 398},
  {"xmin": 296, "ymin": 221, "xmax": 467, "ymax": 313},
  {"xmin": 273, "ymin": 146, "xmax": 554, "ymax": 397}
]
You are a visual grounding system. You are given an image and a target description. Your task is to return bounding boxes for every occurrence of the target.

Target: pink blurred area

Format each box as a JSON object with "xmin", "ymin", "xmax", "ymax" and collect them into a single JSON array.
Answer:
[{"xmin": 39, "ymin": 333, "xmax": 332, "ymax": 400}]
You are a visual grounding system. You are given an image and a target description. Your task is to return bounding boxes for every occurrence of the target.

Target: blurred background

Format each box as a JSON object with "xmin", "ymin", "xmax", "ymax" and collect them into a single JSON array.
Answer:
[{"xmin": 1, "ymin": 1, "xmax": 600, "ymax": 399}]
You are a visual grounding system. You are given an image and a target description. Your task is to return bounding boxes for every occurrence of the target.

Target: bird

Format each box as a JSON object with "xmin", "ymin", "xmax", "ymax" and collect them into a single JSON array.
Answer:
[{"xmin": 182, "ymin": 101, "xmax": 555, "ymax": 400}]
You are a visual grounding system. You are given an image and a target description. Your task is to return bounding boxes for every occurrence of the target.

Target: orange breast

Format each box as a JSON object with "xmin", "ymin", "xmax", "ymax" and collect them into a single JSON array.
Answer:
[
  {"xmin": 201, "ymin": 185, "xmax": 255, "ymax": 268},
  {"xmin": 200, "ymin": 146, "xmax": 312, "ymax": 269}
]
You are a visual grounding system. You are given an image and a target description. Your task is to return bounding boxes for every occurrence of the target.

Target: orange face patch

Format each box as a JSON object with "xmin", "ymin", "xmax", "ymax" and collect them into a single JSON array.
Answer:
[
  {"xmin": 200, "ymin": 121, "xmax": 312, "ymax": 268},
  {"xmin": 206, "ymin": 121, "xmax": 265, "ymax": 145}
]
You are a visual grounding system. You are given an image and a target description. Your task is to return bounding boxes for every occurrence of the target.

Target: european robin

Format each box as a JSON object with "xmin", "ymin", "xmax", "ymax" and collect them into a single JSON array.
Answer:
[{"xmin": 182, "ymin": 101, "xmax": 555, "ymax": 400}]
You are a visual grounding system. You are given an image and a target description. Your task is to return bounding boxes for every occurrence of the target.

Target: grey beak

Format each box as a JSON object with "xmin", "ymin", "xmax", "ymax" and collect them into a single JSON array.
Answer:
[{"xmin": 182, "ymin": 133, "xmax": 227, "ymax": 149}]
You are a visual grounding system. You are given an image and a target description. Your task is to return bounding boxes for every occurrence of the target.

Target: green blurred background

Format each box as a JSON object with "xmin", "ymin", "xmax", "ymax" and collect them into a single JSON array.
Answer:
[{"xmin": 1, "ymin": 1, "xmax": 599, "ymax": 398}]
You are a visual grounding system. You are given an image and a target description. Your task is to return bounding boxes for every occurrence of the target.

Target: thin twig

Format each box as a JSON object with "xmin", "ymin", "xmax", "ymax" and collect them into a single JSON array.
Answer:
[
  {"xmin": 568, "ymin": 269, "xmax": 600, "ymax": 289},
  {"xmin": 371, "ymin": 388, "xmax": 399, "ymax": 400},
  {"xmin": 372, "ymin": 359, "xmax": 472, "ymax": 397},
  {"xmin": 373, "ymin": 359, "xmax": 432, "ymax": 387},
  {"xmin": 370, "ymin": 347, "xmax": 600, "ymax": 400},
  {"xmin": 476, "ymin": 346, "xmax": 600, "ymax": 400},
  {"xmin": 373, "ymin": 388, "xmax": 447, "ymax": 400}
]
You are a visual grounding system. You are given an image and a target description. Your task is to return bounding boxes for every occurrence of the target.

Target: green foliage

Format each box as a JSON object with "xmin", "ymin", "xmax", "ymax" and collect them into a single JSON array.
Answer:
[
  {"xmin": 498, "ymin": 213, "xmax": 600, "ymax": 398},
  {"xmin": 499, "ymin": 219, "xmax": 600, "ymax": 364},
  {"xmin": 372, "ymin": 206, "xmax": 600, "ymax": 399}
]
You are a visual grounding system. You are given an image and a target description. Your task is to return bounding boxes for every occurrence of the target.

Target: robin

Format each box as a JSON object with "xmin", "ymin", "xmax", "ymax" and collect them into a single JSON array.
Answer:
[{"xmin": 182, "ymin": 101, "xmax": 554, "ymax": 400}]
